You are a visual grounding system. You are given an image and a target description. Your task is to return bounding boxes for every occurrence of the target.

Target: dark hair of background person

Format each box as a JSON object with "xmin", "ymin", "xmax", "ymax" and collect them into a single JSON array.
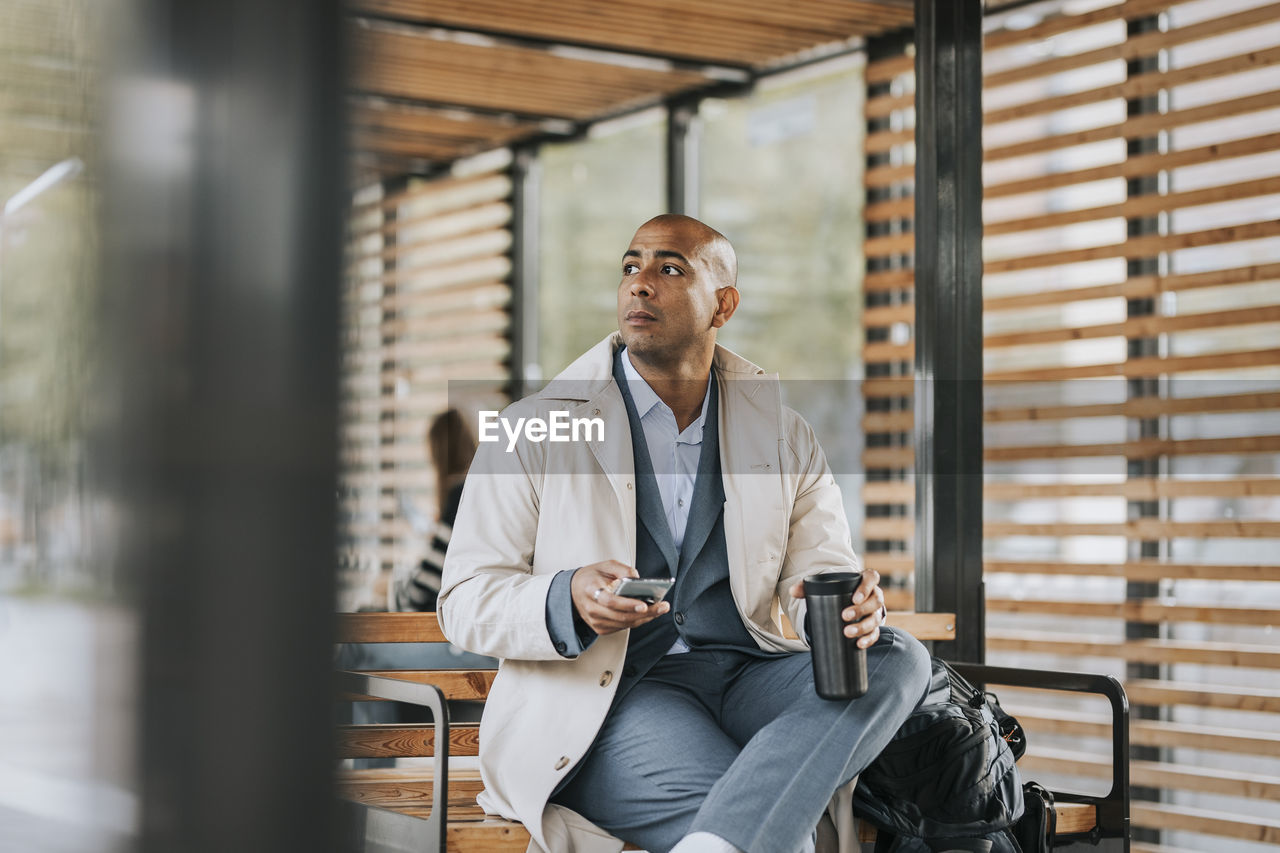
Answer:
[{"xmin": 428, "ymin": 409, "xmax": 477, "ymax": 518}]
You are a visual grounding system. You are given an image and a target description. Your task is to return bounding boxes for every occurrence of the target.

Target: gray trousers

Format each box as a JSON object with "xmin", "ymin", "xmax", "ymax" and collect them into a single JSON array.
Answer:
[{"xmin": 552, "ymin": 626, "xmax": 932, "ymax": 853}]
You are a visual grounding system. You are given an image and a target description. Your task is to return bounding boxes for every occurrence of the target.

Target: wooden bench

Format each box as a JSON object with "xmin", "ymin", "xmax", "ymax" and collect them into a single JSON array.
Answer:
[{"xmin": 336, "ymin": 611, "xmax": 1127, "ymax": 852}]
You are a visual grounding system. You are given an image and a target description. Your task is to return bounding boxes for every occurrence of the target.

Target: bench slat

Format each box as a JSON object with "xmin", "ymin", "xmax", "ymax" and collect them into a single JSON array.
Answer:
[
  {"xmin": 338, "ymin": 723, "xmax": 481, "ymax": 758},
  {"xmin": 337, "ymin": 610, "xmax": 957, "ymax": 645},
  {"xmin": 337, "ymin": 770, "xmax": 1096, "ymax": 847},
  {"xmin": 343, "ymin": 670, "xmax": 495, "ymax": 701}
]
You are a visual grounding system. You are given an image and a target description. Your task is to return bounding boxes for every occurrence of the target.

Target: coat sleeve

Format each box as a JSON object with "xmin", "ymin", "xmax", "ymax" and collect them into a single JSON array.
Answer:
[
  {"xmin": 437, "ymin": 401, "xmax": 567, "ymax": 661},
  {"xmin": 775, "ymin": 408, "xmax": 861, "ymax": 641}
]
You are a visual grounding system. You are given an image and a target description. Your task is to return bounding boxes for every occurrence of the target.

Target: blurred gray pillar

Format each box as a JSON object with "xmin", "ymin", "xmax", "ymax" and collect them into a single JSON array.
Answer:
[
  {"xmin": 100, "ymin": 0, "xmax": 345, "ymax": 851},
  {"xmin": 912, "ymin": 0, "xmax": 985, "ymax": 663}
]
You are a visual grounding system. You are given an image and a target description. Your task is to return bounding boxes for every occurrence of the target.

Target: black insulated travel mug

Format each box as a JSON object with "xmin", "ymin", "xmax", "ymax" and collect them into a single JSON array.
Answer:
[{"xmin": 804, "ymin": 571, "xmax": 869, "ymax": 700}]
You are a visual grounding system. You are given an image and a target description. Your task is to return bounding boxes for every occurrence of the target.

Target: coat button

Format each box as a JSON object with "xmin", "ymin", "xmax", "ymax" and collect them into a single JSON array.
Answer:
[
  {"xmin": 554, "ymin": 641, "xmax": 567, "ymax": 654},
  {"xmin": 674, "ymin": 612, "xmax": 685, "ymax": 625},
  {"xmin": 599, "ymin": 670, "xmax": 613, "ymax": 687},
  {"xmin": 554, "ymin": 756, "xmax": 570, "ymax": 771}
]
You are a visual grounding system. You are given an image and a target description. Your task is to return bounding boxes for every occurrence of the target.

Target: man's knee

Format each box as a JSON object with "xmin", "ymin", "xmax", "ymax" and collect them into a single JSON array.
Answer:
[{"xmin": 876, "ymin": 626, "xmax": 933, "ymax": 706}]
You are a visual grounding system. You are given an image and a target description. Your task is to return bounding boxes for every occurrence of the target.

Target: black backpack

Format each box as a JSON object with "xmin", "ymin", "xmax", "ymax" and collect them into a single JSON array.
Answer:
[{"xmin": 853, "ymin": 658, "xmax": 1028, "ymax": 853}]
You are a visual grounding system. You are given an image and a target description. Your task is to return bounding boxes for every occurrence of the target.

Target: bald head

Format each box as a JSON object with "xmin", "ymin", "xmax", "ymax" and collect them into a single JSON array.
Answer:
[
  {"xmin": 636, "ymin": 214, "xmax": 737, "ymax": 289},
  {"xmin": 617, "ymin": 213, "xmax": 741, "ymax": 370}
]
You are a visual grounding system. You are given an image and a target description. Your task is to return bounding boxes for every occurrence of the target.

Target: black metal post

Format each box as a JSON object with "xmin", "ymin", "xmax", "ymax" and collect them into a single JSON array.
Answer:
[
  {"xmin": 509, "ymin": 145, "xmax": 541, "ymax": 400},
  {"xmin": 1124, "ymin": 12, "xmax": 1167, "ymax": 845},
  {"xmin": 100, "ymin": 0, "xmax": 345, "ymax": 850},
  {"xmin": 667, "ymin": 101, "xmax": 701, "ymax": 216},
  {"xmin": 912, "ymin": 0, "xmax": 986, "ymax": 663}
]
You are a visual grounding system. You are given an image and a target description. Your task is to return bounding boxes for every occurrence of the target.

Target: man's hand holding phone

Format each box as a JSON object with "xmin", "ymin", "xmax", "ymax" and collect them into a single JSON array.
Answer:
[{"xmin": 570, "ymin": 560, "xmax": 671, "ymax": 636}]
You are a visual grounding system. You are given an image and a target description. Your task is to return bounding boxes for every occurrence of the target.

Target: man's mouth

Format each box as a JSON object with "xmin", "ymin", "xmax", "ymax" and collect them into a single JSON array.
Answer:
[{"xmin": 624, "ymin": 309, "xmax": 657, "ymax": 324}]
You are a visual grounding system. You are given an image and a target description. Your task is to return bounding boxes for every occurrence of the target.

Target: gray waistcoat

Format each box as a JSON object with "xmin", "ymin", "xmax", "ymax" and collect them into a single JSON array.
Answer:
[{"xmin": 611, "ymin": 350, "xmax": 776, "ymax": 701}]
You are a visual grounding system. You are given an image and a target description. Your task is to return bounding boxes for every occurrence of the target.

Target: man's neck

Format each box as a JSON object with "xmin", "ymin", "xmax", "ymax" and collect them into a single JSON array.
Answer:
[{"xmin": 625, "ymin": 348, "xmax": 712, "ymax": 433}]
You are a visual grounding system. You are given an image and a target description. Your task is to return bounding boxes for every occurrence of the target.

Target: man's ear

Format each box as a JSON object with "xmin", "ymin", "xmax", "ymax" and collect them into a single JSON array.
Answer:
[{"xmin": 711, "ymin": 286, "xmax": 740, "ymax": 328}]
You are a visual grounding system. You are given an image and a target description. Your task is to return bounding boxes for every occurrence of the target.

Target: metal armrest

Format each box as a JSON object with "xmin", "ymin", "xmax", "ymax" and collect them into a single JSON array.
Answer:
[
  {"xmin": 950, "ymin": 663, "xmax": 1130, "ymax": 849},
  {"xmin": 338, "ymin": 671, "xmax": 450, "ymax": 853}
]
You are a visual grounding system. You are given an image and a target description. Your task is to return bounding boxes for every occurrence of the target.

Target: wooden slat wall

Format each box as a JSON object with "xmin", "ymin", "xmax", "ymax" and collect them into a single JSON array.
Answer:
[
  {"xmin": 339, "ymin": 165, "xmax": 513, "ymax": 605},
  {"xmin": 867, "ymin": 1, "xmax": 1280, "ymax": 846},
  {"xmin": 861, "ymin": 41, "xmax": 916, "ymax": 587}
]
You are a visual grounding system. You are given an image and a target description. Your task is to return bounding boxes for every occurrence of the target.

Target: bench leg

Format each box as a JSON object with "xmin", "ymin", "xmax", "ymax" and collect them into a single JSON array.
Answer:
[{"xmin": 339, "ymin": 672, "xmax": 451, "ymax": 853}]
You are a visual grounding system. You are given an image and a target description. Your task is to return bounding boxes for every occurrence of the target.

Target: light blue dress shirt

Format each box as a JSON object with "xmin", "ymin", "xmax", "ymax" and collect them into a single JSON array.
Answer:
[
  {"xmin": 618, "ymin": 347, "xmax": 711, "ymax": 553},
  {"xmin": 620, "ymin": 347, "xmax": 712, "ymax": 655}
]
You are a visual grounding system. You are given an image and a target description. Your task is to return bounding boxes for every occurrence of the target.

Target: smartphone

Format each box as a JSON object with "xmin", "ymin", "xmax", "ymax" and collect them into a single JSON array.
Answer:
[{"xmin": 611, "ymin": 577, "xmax": 675, "ymax": 605}]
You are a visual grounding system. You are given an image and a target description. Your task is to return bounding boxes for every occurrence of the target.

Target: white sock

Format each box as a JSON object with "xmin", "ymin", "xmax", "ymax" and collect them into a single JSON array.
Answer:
[{"xmin": 668, "ymin": 831, "xmax": 744, "ymax": 853}]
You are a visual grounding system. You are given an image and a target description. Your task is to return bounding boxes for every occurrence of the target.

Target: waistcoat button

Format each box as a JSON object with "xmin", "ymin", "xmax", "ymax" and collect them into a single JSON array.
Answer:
[
  {"xmin": 554, "ymin": 756, "xmax": 570, "ymax": 771},
  {"xmin": 599, "ymin": 670, "xmax": 613, "ymax": 687}
]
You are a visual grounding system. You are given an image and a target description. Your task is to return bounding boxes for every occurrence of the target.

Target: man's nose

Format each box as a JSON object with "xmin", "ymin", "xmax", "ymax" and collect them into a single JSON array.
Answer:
[{"xmin": 629, "ymin": 274, "xmax": 655, "ymax": 299}]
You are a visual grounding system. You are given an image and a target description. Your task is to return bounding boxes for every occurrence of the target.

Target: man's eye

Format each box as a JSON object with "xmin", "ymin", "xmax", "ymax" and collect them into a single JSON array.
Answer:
[
  {"xmin": 623, "ymin": 263, "xmax": 639, "ymax": 274},
  {"xmin": 662, "ymin": 264, "xmax": 682, "ymax": 275}
]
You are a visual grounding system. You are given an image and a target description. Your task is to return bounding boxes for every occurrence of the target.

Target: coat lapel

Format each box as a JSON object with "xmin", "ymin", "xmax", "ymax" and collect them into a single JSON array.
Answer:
[
  {"xmin": 612, "ymin": 349, "xmax": 679, "ymax": 576},
  {"xmin": 676, "ymin": 375, "xmax": 722, "ymax": 575}
]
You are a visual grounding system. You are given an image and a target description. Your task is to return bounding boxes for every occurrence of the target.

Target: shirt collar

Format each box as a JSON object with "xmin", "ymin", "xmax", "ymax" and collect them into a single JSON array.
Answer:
[{"xmin": 620, "ymin": 346, "xmax": 712, "ymax": 442}]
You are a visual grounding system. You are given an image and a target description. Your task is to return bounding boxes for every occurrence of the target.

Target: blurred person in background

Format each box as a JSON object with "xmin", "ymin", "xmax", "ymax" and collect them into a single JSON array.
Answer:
[{"xmin": 340, "ymin": 410, "xmax": 494, "ymax": 755}]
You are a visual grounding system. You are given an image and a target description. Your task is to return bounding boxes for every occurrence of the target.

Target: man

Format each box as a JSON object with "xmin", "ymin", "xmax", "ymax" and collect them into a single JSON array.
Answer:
[{"xmin": 440, "ymin": 215, "xmax": 931, "ymax": 853}]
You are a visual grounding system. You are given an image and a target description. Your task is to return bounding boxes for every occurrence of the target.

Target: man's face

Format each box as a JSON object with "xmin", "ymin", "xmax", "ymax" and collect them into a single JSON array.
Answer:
[{"xmin": 616, "ymin": 219, "xmax": 728, "ymax": 361}]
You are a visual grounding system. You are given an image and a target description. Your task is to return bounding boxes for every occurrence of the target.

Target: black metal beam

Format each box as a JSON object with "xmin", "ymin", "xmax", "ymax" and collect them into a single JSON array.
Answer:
[
  {"xmin": 666, "ymin": 101, "xmax": 701, "ymax": 216},
  {"xmin": 101, "ymin": 0, "xmax": 345, "ymax": 850},
  {"xmin": 912, "ymin": 0, "xmax": 985, "ymax": 664}
]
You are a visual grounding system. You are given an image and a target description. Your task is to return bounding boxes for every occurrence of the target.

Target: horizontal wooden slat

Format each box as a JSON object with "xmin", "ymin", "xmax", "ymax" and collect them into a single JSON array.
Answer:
[
  {"xmin": 984, "ymin": 560, "xmax": 1280, "ymax": 582},
  {"xmin": 863, "ymin": 269, "xmax": 914, "ymax": 294},
  {"xmin": 863, "ymin": 481, "xmax": 914, "ymax": 504},
  {"xmin": 985, "ymin": 43, "xmax": 1280, "ymax": 127},
  {"xmin": 340, "ymin": 767, "xmax": 1088, "ymax": 849},
  {"xmin": 984, "ymin": 88, "xmax": 1280, "ymax": 166},
  {"xmin": 984, "ymin": 220, "xmax": 1280, "ymax": 275},
  {"xmin": 337, "ymin": 770, "xmax": 483, "ymax": 817},
  {"xmin": 984, "ymin": 0, "xmax": 1170, "ymax": 52},
  {"xmin": 863, "ymin": 516, "xmax": 914, "ymax": 540},
  {"xmin": 352, "ymin": 27, "xmax": 713, "ymax": 122},
  {"xmin": 338, "ymin": 610, "xmax": 957, "ymax": 646},
  {"xmin": 338, "ymin": 612, "xmax": 447, "ymax": 643},
  {"xmin": 985, "ymin": 519, "xmax": 1280, "ymax": 539},
  {"xmin": 987, "ymin": 631, "xmax": 1280, "ymax": 669},
  {"xmin": 984, "ymin": 348, "xmax": 1280, "ymax": 382},
  {"xmin": 983, "ymin": 262, "xmax": 1280, "ymax": 312},
  {"xmin": 338, "ymin": 723, "xmax": 480, "ymax": 758},
  {"xmin": 985, "ymin": 434, "xmax": 1280, "ymax": 462},
  {"xmin": 985, "ymin": 133, "xmax": 1280, "ymax": 200},
  {"xmin": 862, "ymin": 410, "xmax": 913, "ymax": 434},
  {"xmin": 986, "ymin": 167, "xmax": 1280, "ymax": 244},
  {"xmin": 984, "ymin": 391, "xmax": 1280, "ymax": 425},
  {"xmin": 984, "ymin": 3, "xmax": 1280, "ymax": 90},
  {"xmin": 984, "ymin": 304, "xmax": 1280, "ymax": 349},
  {"xmin": 1010, "ymin": 707, "xmax": 1280, "ymax": 757},
  {"xmin": 349, "ymin": 670, "xmax": 495, "ymax": 701},
  {"xmin": 1126, "ymin": 679, "xmax": 1280, "ymax": 713},
  {"xmin": 862, "ymin": 446, "xmax": 915, "ymax": 470},
  {"xmin": 864, "ymin": 196, "xmax": 915, "ymax": 225},
  {"xmin": 983, "ymin": 477, "xmax": 1280, "ymax": 499},
  {"xmin": 988, "ymin": 598, "xmax": 1280, "ymax": 625},
  {"xmin": 353, "ymin": 0, "xmax": 910, "ymax": 68},
  {"xmin": 1022, "ymin": 748, "xmax": 1280, "ymax": 800},
  {"xmin": 1132, "ymin": 801, "xmax": 1280, "ymax": 844}
]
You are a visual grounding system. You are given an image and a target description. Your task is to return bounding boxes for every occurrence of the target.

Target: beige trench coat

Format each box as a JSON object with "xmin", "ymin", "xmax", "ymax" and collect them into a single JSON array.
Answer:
[{"xmin": 439, "ymin": 333, "xmax": 862, "ymax": 853}]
